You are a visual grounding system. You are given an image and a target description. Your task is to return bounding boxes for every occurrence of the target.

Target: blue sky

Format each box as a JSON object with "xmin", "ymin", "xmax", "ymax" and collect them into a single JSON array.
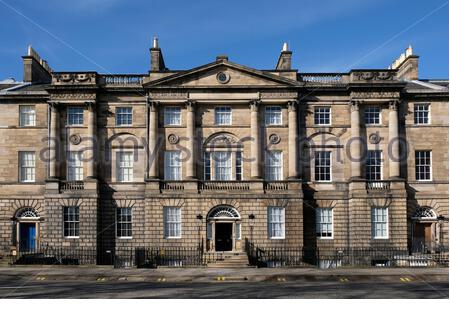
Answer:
[{"xmin": 0, "ymin": 0, "xmax": 448, "ymax": 80}]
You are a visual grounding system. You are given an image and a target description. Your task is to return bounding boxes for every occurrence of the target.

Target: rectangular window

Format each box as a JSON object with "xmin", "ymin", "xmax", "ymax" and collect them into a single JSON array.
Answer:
[
  {"xmin": 364, "ymin": 106, "xmax": 381, "ymax": 125},
  {"xmin": 316, "ymin": 208, "xmax": 333, "ymax": 238},
  {"xmin": 314, "ymin": 107, "xmax": 331, "ymax": 125},
  {"xmin": 366, "ymin": 150, "xmax": 382, "ymax": 181},
  {"xmin": 414, "ymin": 104, "xmax": 430, "ymax": 124},
  {"xmin": 19, "ymin": 151, "xmax": 35, "ymax": 182},
  {"xmin": 215, "ymin": 106, "xmax": 232, "ymax": 125},
  {"xmin": 268, "ymin": 207, "xmax": 285, "ymax": 239},
  {"xmin": 164, "ymin": 106, "xmax": 181, "ymax": 126},
  {"xmin": 164, "ymin": 207, "xmax": 181, "ymax": 238},
  {"xmin": 67, "ymin": 151, "xmax": 83, "ymax": 181},
  {"xmin": 314, "ymin": 151, "xmax": 331, "ymax": 182},
  {"xmin": 116, "ymin": 207, "xmax": 132, "ymax": 238},
  {"xmin": 19, "ymin": 105, "xmax": 36, "ymax": 126},
  {"xmin": 164, "ymin": 151, "xmax": 182, "ymax": 180},
  {"xmin": 371, "ymin": 207, "xmax": 388, "ymax": 239},
  {"xmin": 204, "ymin": 152, "xmax": 211, "ymax": 180},
  {"xmin": 265, "ymin": 151, "xmax": 283, "ymax": 181},
  {"xmin": 415, "ymin": 151, "xmax": 432, "ymax": 181},
  {"xmin": 67, "ymin": 107, "xmax": 84, "ymax": 126},
  {"xmin": 236, "ymin": 151, "xmax": 243, "ymax": 181},
  {"xmin": 265, "ymin": 106, "xmax": 282, "ymax": 125},
  {"xmin": 116, "ymin": 151, "xmax": 133, "ymax": 182},
  {"xmin": 213, "ymin": 151, "xmax": 232, "ymax": 180},
  {"xmin": 116, "ymin": 107, "xmax": 133, "ymax": 126},
  {"xmin": 63, "ymin": 206, "xmax": 79, "ymax": 237}
]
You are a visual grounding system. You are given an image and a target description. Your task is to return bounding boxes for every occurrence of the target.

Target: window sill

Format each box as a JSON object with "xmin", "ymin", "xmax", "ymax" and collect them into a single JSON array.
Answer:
[
  {"xmin": 19, "ymin": 181, "xmax": 36, "ymax": 183},
  {"xmin": 165, "ymin": 237, "xmax": 182, "ymax": 239},
  {"xmin": 269, "ymin": 237, "xmax": 285, "ymax": 240},
  {"xmin": 66, "ymin": 125, "xmax": 86, "ymax": 128},
  {"xmin": 64, "ymin": 236, "xmax": 80, "ymax": 239},
  {"xmin": 117, "ymin": 237, "xmax": 132, "ymax": 239},
  {"xmin": 317, "ymin": 237, "xmax": 334, "ymax": 240}
]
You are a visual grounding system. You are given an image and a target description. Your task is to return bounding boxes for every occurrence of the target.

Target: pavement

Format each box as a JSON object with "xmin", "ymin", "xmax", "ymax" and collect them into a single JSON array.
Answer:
[{"xmin": 0, "ymin": 266, "xmax": 447, "ymax": 298}]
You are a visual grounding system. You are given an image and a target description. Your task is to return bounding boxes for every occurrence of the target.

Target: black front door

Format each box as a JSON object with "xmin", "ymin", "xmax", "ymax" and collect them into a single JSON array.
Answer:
[{"xmin": 215, "ymin": 223, "xmax": 232, "ymax": 251}]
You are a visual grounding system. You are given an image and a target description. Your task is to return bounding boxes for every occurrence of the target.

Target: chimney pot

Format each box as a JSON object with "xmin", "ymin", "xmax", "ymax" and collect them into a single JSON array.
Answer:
[{"xmin": 152, "ymin": 36, "xmax": 158, "ymax": 49}]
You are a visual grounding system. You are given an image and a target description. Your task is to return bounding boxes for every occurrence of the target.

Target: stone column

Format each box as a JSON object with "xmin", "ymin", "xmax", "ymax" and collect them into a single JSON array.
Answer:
[
  {"xmin": 389, "ymin": 100, "xmax": 400, "ymax": 179},
  {"xmin": 288, "ymin": 100, "xmax": 299, "ymax": 179},
  {"xmin": 186, "ymin": 100, "xmax": 196, "ymax": 179},
  {"xmin": 250, "ymin": 100, "xmax": 261, "ymax": 179},
  {"xmin": 148, "ymin": 100, "xmax": 158, "ymax": 179},
  {"xmin": 48, "ymin": 102, "xmax": 59, "ymax": 179},
  {"xmin": 350, "ymin": 100, "xmax": 362, "ymax": 179},
  {"xmin": 86, "ymin": 102, "xmax": 96, "ymax": 179}
]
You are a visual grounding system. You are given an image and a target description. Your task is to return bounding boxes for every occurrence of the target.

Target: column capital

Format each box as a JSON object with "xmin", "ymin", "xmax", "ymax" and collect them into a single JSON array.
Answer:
[
  {"xmin": 249, "ymin": 99, "xmax": 261, "ymax": 112},
  {"xmin": 287, "ymin": 100, "xmax": 298, "ymax": 112},
  {"xmin": 349, "ymin": 100, "xmax": 360, "ymax": 112},
  {"xmin": 84, "ymin": 101, "xmax": 95, "ymax": 111},
  {"xmin": 185, "ymin": 99, "xmax": 196, "ymax": 112},
  {"xmin": 389, "ymin": 100, "xmax": 399, "ymax": 111},
  {"xmin": 147, "ymin": 99, "xmax": 159, "ymax": 112}
]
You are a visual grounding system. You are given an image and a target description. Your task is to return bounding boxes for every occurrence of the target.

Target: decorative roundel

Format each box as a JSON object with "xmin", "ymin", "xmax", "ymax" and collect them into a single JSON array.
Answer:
[
  {"xmin": 168, "ymin": 134, "xmax": 179, "ymax": 144},
  {"xmin": 216, "ymin": 72, "xmax": 230, "ymax": 84},
  {"xmin": 269, "ymin": 133, "xmax": 281, "ymax": 145},
  {"xmin": 368, "ymin": 133, "xmax": 381, "ymax": 144},
  {"xmin": 69, "ymin": 134, "xmax": 82, "ymax": 145}
]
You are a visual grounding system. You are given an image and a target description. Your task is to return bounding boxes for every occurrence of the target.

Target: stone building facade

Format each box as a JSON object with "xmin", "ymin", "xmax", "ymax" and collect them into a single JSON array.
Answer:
[{"xmin": 0, "ymin": 41, "xmax": 448, "ymax": 262}]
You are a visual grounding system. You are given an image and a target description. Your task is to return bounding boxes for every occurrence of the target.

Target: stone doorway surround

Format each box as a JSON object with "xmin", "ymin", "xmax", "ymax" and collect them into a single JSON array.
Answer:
[
  {"xmin": 206, "ymin": 205, "xmax": 241, "ymax": 252},
  {"xmin": 410, "ymin": 206, "xmax": 441, "ymax": 252},
  {"xmin": 14, "ymin": 208, "xmax": 41, "ymax": 252}
]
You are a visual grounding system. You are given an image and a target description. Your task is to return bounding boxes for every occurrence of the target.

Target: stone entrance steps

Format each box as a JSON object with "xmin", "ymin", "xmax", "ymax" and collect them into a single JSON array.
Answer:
[{"xmin": 205, "ymin": 252, "xmax": 250, "ymax": 268}]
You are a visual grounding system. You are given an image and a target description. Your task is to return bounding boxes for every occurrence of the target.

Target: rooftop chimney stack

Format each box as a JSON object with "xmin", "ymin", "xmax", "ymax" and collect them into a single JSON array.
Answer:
[
  {"xmin": 22, "ymin": 45, "xmax": 52, "ymax": 83},
  {"xmin": 389, "ymin": 45, "xmax": 419, "ymax": 81},
  {"xmin": 150, "ymin": 36, "xmax": 166, "ymax": 71},
  {"xmin": 276, "ymin": 42, "xmax": 292, "ymax": 70}
]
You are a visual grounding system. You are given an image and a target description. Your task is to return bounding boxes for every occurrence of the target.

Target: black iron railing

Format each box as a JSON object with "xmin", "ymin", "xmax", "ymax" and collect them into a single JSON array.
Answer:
[{"xmin": 245, "ymin": 239, "xmax": 449, "ymax": 268}]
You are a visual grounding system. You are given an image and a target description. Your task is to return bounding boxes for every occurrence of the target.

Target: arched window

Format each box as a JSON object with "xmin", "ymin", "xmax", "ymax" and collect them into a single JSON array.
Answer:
[
  {"xmin": 207, "ymin": 206, "xmax": 241, "ymax": 220},
  {"xmin": 16, "ymin": 208, "xmax": 39, "ymax": 219},
  {"xmin": 412, "ymin": 207, "xmax": 437, "ymax": 220}
]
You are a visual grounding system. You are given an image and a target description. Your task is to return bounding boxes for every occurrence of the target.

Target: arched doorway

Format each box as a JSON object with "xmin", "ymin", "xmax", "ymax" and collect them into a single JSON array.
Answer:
[
  {"xmin": 15, "ymin": 208, "xmax": 40, "ymax": 252},
  {"xmin": 411, "ymin": 207, "xmax": 439, "ymax": 252},
  {"xmin": 206, "ymin": 206, "xmax": 241, "ymax": 252}
]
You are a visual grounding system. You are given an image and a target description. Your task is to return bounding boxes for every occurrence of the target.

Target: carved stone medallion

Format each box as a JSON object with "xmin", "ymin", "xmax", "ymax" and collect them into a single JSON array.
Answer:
[
  {"xmin": 168, "ymin": 134, "xmax": 179, "ymax": 144},
  {"xmin": 69, "ymin": 134, "xmax": 82, "ymax": 145},
  {"xmin": 269, "ymin": 133, "xmax": 281, "ymax": 145},
  {"xmin": 369, "ymin": 133, "xmax": 381, "ymax": 144}
]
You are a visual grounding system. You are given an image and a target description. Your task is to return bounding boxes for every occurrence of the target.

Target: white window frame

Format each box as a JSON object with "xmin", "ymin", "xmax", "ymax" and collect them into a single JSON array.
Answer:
[
  {"xmin": 67, "ymin": 107, "xmax": 84, "ymax": 126},
  {"xmin": 366, "ymin": 150, "xmax": 383, "ymax": 181},
  {"xmin": 265, "ymin": 150, "xmax": 283, "ymax": 181},
  {"xmin": 415, "ymin": 150, "xmax": 432, "ymax": 181},
  {"xmin": 235, "ymin": 151, "xmax": 243, "ymax": 181},
  {"xmin": 19, "ymin": 151, "xmax": 35, "ymax": 183},
  {"xmin": 314, "ymin": 107, "xmax": 331, "ymax": 125},
  {"xmin": 115, "ymin": 107, "xmax": 133, "ymax": 126},
  {"xmin": 371, "ymin": 207, "xmax": 389, "ymax": 239},
  {"xmin": 414, "ymin": 104, "xmax": 430, "ymax": 125},
  {"xmin": 116, "ymin": 207, "xmax": 132, "ymax": 239},
  {"xmin": 314, "ymin": 151, "xmax": 332, "ymax": 182},
  {"xmin": 164, "ymin": 207, "xmax": 182, "ymax": 239},
  {"xmin": 265, "ymin": 106, "xmax": 282, "ymax": 126},
  {"xmin": 204, "ymin": 152, "xmax": 211, "ymax": 180},
  {"xmin": 164, "ymin": 151, "xmax": 182, "ymax": 180},
  {"xmin": 316, "ymin": 208, "xmax": 333, "ymax": 239},
  {"xmin": 268, "ymin": 206, "xmax": 285, "ymax": 239},
  {"xmin": 164, "ymin": 106, "xmax": 181, "ymax": 126},
  {"xmin": 67, "ymin": 151, "xmax": 84, "ymax": 181},
  {"xmin": 63, "ymin": 206, "xmax": 79, "ymax": 238},
  {"xmin": 116, "ymin": 151, "xmax": 134, "ymax": 182},
  {"xmin": 19, "ymin": 105, "xmax": 36, "ymax": 127},
  {"xmin": 215, "ymin": 106, "xmax": 232, "ymax": 125},
  {"xmin": 212, "ymin": 151, "xmax": 232, "ymax": 181},
  {"xmin": 364, "ymin": 106, "xmax": 381, "ymax": 125}
]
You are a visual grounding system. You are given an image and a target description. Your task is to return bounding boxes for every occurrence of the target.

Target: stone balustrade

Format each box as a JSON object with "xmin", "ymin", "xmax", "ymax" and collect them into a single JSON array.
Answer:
[{"xmin": 59, "ymin": 181, "xmax": 85, "ymax": 192}]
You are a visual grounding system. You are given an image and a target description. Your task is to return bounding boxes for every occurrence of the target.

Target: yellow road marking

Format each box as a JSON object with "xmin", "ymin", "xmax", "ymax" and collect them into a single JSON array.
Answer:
[
  {"xmin": 340, "ymin": 277, "xmax": 349, "ymax": 282},
  {"xmin": 216, "ymin": 276, "xmax": 225, "ymax": 281}
]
